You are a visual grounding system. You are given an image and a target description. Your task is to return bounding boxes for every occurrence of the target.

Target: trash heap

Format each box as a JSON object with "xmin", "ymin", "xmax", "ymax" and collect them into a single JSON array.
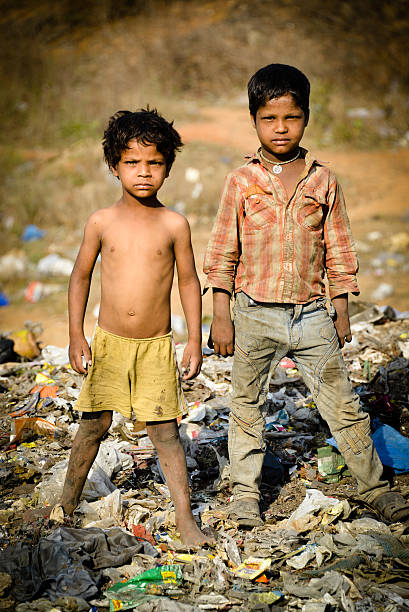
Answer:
[{"xmin": 0, "ymin": 302, "xmax": 409, "ymax": 611}]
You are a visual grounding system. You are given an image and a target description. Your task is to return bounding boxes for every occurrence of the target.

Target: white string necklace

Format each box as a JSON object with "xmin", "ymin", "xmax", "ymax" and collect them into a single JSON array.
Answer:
[{"xmin": 259, "ymin": 147, "xmax": 300, "ymax": 174}]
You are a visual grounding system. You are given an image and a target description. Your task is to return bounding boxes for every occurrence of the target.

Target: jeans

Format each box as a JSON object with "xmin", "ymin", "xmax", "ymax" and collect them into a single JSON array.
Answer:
[{"xmin": 229, "ymin": 292, "xmax": 390, "ymax": 504}]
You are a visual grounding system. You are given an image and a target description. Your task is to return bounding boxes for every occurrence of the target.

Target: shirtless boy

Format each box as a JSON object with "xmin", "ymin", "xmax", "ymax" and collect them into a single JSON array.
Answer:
[{"xmin": 62, "ymin": 108, "xmax": 207, "ymax": 545}]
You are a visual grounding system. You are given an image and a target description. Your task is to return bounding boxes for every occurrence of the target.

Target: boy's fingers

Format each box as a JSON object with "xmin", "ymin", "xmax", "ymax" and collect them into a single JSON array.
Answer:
[
  {"xmin": 73, "ymin": 359, "xmax": 86, "ymax": 374},
  {"xmin": 183, "ymin": 356, "xmax": 202, "ymax": 379},
  {"xmin": 183, "ymin": 367, "xmax": 197, "ymax": 380},
  {"xmin": 83, "ymin": 345, "xmax": 92, "ymax": 365}
]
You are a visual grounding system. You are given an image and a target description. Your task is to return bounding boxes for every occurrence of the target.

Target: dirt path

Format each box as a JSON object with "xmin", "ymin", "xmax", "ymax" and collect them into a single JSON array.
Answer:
[{"xmin": 2, "ymin": 107, "xmax": 409, "ymax": 347}]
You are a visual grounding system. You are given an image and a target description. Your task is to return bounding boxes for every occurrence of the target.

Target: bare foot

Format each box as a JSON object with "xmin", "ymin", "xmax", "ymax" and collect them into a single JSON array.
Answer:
[{"xmin": 177, "ymin": 517, "xmax": 215, "ymax": 546}]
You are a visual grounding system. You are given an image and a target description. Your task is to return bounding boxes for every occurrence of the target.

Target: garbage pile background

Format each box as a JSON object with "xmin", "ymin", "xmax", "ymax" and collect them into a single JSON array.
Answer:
[{"xmin": 0, "ymin": 302, "xmax": 409, "ymax": 611}]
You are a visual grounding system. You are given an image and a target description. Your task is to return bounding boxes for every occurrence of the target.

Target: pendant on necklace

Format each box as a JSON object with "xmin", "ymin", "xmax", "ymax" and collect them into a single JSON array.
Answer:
[{"xmin": 273, "ymin": 165, "xmax": 282, "ymax": 174}]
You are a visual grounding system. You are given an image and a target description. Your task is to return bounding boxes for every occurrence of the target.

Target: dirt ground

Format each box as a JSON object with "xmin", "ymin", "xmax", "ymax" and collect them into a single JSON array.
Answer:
[{"xmin": 2, "ymin": 106, "xmax": 409, "ymax": 347}]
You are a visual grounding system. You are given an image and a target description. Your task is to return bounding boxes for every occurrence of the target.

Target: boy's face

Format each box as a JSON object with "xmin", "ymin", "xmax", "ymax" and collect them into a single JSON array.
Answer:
[
  {"xmin": 251, "ymin": 94, "xmax": 307, "ymax": 160},
  {"xmin": 112, "ymin": 139, "xmax": 169, "ymax": 201}
]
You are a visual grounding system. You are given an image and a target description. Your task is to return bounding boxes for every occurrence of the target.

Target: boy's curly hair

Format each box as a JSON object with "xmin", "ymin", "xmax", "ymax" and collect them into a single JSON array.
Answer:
[
  {"xmin": 103, "ymin": 108, "xmax": 183, "ymax": 170},
  {"xmin": 248, "ymin": 64, "xmax": 310, "ymax": 122}
]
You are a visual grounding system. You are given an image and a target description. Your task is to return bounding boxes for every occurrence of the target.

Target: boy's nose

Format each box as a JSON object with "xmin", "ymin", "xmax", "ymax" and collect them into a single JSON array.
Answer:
[
  {"xmin": 275, "ymin": 121, "xmax": 287, "ymax": 133},
  {"xmin": 138, "ymin": 163, "xmax": 151, "ymax": 176}
]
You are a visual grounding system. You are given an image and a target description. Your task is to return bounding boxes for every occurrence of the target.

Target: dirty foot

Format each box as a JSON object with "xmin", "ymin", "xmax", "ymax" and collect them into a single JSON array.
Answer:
[{"xmin": 177, "ymin": 518, "xmax": 215, "ymax": 546}]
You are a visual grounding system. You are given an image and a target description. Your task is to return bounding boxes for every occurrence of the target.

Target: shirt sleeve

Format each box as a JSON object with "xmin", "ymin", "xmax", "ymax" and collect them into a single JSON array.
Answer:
[
  {"xmin": 324, "ymin": 176, "xmax": 360, "ymax": 299},
  {"xmin": 203, "ymin": 172, "xmax": 243, "ymax": 295}
]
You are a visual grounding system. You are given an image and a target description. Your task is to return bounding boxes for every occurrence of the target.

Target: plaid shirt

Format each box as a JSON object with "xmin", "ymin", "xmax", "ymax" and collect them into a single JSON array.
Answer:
[{"xmin": 204, "ymin": 149, "xmax": 359, "ymax": 303}]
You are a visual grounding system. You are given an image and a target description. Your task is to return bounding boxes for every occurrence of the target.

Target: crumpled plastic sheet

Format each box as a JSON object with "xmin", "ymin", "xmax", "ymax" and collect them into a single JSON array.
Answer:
[
  {"xmin": 283, "ymin": 570, "xmax": 356, "ymax": 607},
  {"xmin": 327, "ymin": 422, "xmax": 409, "ymax": 473},
  {"xmin": 0, "ymin": 526, "xmax": 156, "ymax": 602},
  {"xmin": 36, "ymin": 439, "xmax": 133, "ymax": 505},
  {"xmin": 136, "ymin": 600, "xmax": 196, "ymax": 612}
]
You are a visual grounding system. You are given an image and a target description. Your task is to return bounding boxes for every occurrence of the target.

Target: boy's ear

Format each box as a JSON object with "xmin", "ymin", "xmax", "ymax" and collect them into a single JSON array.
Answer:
[
  {"xmin": 250, "ymin": 113, "xmax": 256, "ymax": 129},
  {"xmin": 111, "ymin": 165, "xmax": 120, "ymax": 179}
]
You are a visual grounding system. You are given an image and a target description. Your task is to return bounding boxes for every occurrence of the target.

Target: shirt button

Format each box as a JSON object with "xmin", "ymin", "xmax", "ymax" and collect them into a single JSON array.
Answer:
[
  {"xmin": 285, "ymin": 263, "xmax": 292, "ymax": 271},
  {"xmin": 285, "ymin": 233, "xmax": 292, "ymax": 241}
]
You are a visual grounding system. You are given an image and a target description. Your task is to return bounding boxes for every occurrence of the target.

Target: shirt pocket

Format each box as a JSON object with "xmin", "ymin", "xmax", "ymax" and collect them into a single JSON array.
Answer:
[
  {"xmin": 243, "ymin": 195, "xmax": 276, "ymax": 231},
  {"xmin": 297, "ymin": 188, "xmax": 326, "ymax": 231}
]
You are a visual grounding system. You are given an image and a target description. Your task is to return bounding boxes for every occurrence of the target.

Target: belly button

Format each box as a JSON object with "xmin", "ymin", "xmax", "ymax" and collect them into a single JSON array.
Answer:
[{"xmin": 128, "ymin": 311, "xmax": 135, "ymax": 316}]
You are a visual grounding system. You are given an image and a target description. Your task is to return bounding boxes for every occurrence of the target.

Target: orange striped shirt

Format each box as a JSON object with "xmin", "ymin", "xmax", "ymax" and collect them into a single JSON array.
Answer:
[{"xmin": 203, "ymin": 149, "xmax": 359, "ymax": 303}]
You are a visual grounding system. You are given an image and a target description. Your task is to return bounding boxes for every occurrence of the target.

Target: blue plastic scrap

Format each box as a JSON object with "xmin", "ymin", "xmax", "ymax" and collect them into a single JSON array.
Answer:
[
  {"xmin": 327, "ymin": 422, "xmax": 409, "ymax": 474},
  {"xmin": 0, "ymin": 291, "xmax": 9, "ymax": 306},
  {"xmin": 21, "ymin": 224, "xmax": 46, "ymax": 242}
]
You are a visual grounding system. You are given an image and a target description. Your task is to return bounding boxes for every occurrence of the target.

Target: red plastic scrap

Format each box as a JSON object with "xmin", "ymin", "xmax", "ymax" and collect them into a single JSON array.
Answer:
[
  {"xmin": 30, "ymin": 385, "xmax": 59, "ymax": 398},
  {"xmin": 131, "ymin": 524, "xmax": 156, "ymax": 546}
]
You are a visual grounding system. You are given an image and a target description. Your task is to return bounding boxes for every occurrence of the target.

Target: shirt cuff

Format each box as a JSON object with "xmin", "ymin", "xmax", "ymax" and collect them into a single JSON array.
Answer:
[
  {"xmin": 202, "ymin": 275, "xmax": 234, "ymax": 297},
  {"xmin": 328, "ymin": 276, "xmax": 360, "ymax": 300}
]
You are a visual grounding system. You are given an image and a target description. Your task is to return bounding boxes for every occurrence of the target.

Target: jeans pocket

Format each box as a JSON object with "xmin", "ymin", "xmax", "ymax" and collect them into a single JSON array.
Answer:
[
  {"xmin": 319, "ymin": 317, "xmax": 337, "ymax": 343},
  {"xmin": 235, "ymin": 291, "xmax": 262, "ymax": 311}
]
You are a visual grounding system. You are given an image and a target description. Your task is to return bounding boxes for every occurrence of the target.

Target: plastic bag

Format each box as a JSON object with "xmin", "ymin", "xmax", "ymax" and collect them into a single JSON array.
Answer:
[{"xmin": 106, "ymin": 565, "xmax": 183, "ymax": 610}]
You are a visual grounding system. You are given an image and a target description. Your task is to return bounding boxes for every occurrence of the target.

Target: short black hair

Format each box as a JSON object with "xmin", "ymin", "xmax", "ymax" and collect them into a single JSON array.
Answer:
[
  {"xmin": 248, "ymin": 64, "xmax": 310, "ymax": 122},
  {"xmin": 103, "ymin": 108, "xmax": 183, "ymax": 170}
]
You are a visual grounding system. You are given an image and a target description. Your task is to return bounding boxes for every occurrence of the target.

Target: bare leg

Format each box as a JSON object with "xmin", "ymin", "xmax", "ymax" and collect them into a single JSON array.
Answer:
[
  {"xmin": 147, "ymin": 419, "xmax": 212, "ymax": 546},
  {"xmin": 60, "ymin": 410, "xmax": 112, "ymax": 515}
]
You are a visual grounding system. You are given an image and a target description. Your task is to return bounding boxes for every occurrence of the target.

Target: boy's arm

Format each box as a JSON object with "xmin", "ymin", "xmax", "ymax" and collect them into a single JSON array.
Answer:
[
  {"xmin": 174, "ymin": 216, "xmax": 202, "ymax": 380},
  {"xmin": 203, "ymin": 172, "xmax": 242, "ymax": 294},
  {"xmin": 211, "ymin": 289, "xmax": 234, "ymax": 356},
  {"xmin": 204, "ymin": 173, "xmax": 242, "ymax": 356},
  {"xmin": 324, "ymin": 177, "xmax": 358, "ymax": 348},
  {"xmin": 324, "ymin": 178, "xmax": 359, "ymax": 300},
  {"xmin": 68, "ymin": 213, "xmax": 101, "ymax": 374},
  {"xmin": 332, "ymin": 293, "xmax": 352, "ymax": 348}
]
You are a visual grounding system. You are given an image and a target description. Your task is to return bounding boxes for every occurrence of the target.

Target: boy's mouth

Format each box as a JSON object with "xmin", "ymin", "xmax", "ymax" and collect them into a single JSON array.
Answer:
[{"xmin": 272, "ymin": 139, "xmax": 290, "ymax": 144}]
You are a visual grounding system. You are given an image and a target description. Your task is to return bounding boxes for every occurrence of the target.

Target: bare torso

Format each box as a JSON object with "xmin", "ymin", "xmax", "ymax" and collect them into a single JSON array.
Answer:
[{"xmin": 97, "ymin": 202, "xmax": 177, "ymax": 338}]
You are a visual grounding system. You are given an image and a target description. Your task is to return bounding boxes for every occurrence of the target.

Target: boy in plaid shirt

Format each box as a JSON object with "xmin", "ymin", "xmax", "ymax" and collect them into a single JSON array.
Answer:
[{"xmin": 204, "ymin": 64, "xmax": 409, "ymax": 527}]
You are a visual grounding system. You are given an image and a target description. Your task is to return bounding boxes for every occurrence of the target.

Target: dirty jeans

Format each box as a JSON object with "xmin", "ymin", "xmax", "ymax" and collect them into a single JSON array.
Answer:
[{"xmin": 229, "ymin": 292, "xmax": 390, "ymax": 504}]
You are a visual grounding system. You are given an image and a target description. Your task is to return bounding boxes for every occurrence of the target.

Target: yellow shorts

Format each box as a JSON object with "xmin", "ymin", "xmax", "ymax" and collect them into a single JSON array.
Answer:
[{"xmin": 75, "ymin": 325, "xmax": 187, "ymax": 422}]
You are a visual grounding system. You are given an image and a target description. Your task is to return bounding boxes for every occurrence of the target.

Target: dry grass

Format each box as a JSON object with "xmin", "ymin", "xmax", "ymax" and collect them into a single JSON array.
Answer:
[{"xmin": 0, "ymin": 0, "xmax": 408, "ymax": 252}]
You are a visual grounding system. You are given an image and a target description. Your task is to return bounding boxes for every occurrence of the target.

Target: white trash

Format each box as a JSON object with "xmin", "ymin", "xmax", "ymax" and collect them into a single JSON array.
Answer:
[{"xmin": 37, "ymin": 253, "xmax": 74, "ymax": 276}]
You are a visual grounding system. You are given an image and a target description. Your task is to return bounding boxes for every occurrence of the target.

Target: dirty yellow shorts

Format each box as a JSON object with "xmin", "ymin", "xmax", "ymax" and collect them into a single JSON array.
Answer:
[{"xmin": 75, "ymin": 325, "xmax": 187, "ymax": 421}]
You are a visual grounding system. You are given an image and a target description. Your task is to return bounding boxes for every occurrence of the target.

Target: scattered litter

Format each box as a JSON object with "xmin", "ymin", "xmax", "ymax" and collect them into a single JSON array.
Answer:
[{"xmin": 0, "ymin": 301, "xmax": 409, "ymax": 609}]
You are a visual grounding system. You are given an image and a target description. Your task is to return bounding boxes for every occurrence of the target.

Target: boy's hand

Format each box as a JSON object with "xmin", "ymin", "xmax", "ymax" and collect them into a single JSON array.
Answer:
[
  {"xmin": 334, "ymin": 312, "xmax": 352, "ymax": 348},
  {"xmin": 332, "ymin": 293, "xmax": 352, "ymax": 348},
  {"xmin": 212, "ymin": 288, "xmax": 234, "ymax": 356},
  {"xmin": 181, "ymin": 340, "xmax": 202, "ymax": 380},
  {"xmin": 211, "ymin": 317, "xmax": 235, "ymax": 356},
  {"xmin": 69, "ymin": 335, "xmax": 92, "ymax": 374}
]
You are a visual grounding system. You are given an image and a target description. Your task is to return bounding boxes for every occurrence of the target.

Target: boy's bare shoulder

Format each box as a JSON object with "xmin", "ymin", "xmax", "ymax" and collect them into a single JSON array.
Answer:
[
  {"xmin": 161, "ymin": 207, "xmax": 191, "ymax": 235},
  {"xmin": 85, "ymin": 205, "xmax": 118, "ymax": 230}
]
